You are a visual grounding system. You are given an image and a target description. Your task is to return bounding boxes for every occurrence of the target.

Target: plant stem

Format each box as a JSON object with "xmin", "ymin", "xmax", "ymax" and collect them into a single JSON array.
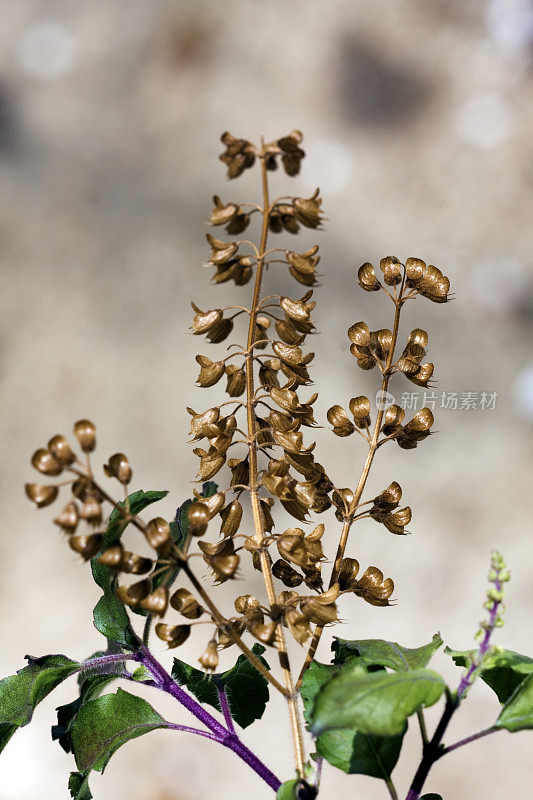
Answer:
[
  {"xmin": 166, "ymin": 722, "xmax": 223, "ymax": 742},
  {"xmin": 217, "ymin": 684, "xmax": 236, "ymax": 733},
  {"xmin": 138, "ymin": 645, "xmax": 281, "ymax": 792},
  {"xmin": 242, "ymin": 139, "xmax": 306, "ymax": 774},
  {"xmin": 79, "ymin": 652, "xmax": 138, "ymax": 671},
  {"xmin": 297, "ymin": 287, "xmax": 405, "ymax": 686},
  {"xmin": 404, "ymin": 566, "xmax": 504, "ymax": 800},
  {"xmin": 439, "ymin": 725, "xmax": 498, "ymax": 756}
]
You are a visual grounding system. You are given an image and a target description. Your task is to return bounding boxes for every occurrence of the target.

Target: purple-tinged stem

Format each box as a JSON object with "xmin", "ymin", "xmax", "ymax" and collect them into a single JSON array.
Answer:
[
  {"xmin": 217, "ymin": 684, "xmax": 236, "ymax": 733},
  {"xmin": 166, "ymin": 722, "xmax": 223, "ymax": 742},
  {"xmin": 439, "ymin": 725, "xmax": 498, "ymax": 757},
  {"xmin": 138, "ymin": 645, "xmax": 281, "ymax": 792},
  {"xmin": 79, "ymin": 653, "xmax": 137, "ymax": 671},
  {"xmin": 405, "ymin": 560, "xmax": 505, "ymax": 800}
]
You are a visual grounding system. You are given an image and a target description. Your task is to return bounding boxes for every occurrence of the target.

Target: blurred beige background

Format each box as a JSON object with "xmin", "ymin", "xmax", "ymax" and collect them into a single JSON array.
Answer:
[{"xmin": 1, "ymin": 1, "xmax": 533, "ymax": 798}]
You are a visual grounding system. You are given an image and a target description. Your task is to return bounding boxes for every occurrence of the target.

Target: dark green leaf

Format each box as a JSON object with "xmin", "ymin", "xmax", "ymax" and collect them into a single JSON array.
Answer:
[
  {"xmin": 172, "ymin": 643, "xmax": 270, "ymax": 729},
  {"xmin": 91, "ymin": 490, "xmax": 169, "ymax": 637},
  {"xmin": 53, "ymin": 671, "xmax": 122, "ymax": 753},
  {"xmin": 69, "ymin": 771, "xmax": 93, "ymax": 800},
  {"xmin": 91, "ymin": 561, "xmax": 139, "ymax": 649},
  {"xmin": 496, "ymin": 673, "xmax": 533, "ymax": 732},
  {"xmin": 333, "ymin": 634, "xmax": 443, "ymax": 672},
  {"xmin": 316, "ymin": 728, "xmax": 404, "ymax": 777},
  {"xmin": 72, "ymin": 688, "xmax": 168, "ymax": 772},
  {"xmin": 310, "ymin": 665, "xmax": 446, "ymax": 737},
  {"xmin": 0, "ymin": 655, "xmax": 80, "ymax": 753},
  {"xmin": 445, "ymin": 646, "xmax": 533, "ymax": 704},
  {"xmin": 300, "ymin": 661, "xmax": 404, "ymax": 778},
  {"xmin": 420, "ymin": 795, "xmax": 443, "ymax": 799}
]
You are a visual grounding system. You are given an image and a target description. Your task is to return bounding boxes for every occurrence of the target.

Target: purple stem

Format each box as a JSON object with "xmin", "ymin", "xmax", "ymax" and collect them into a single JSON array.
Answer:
[
  {"xmin": 137, "ymin": 645, "xmax": 281, "ymax": 792},
  {"xmin": 440, "ymin": 725, "xmax": 498, "ymax": 756},
  {"xmin": 80, "ymin": 653, "xmax": 138, "ymax": 671},
  {"xmin": 217, "ymin": 684, "xmax": 236, "ymax": 733},
  {"xmin": 166, "ymin": 722, "xmax": 223, "ymax": 742},
  {"xmin": 405, "ymin": 576, "xmax": 503, "ymax": 800}
]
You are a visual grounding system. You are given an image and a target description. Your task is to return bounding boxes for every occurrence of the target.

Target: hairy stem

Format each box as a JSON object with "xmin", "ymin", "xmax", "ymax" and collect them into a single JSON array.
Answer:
[
  {"xmin": 244, "ymin": 141, "xmax": 306, "ymax": 775},
  {"xmin": 298, "ymin": 287, "xmax": 405, "ymax": 685},
  {"xmin": 138, "ymin": 645, "xmax": 281, "ymax": 791},
  {"xmin": 439, "ymin": 725, "xmax": 498, "ymax": 756}
]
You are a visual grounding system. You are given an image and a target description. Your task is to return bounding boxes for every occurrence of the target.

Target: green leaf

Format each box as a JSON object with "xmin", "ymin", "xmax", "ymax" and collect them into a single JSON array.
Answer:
[
  {"xmin": 53, "ymin": 671, "xmax": 123, "ymax": 753},
  {"xmin": 68, "ymin": 771, "xmax": 93, "ymax": 800},
  {"xmin": 276, "ymin": 779, "xmax": 299, "ymax": 799},
  {"xmin": 91, "ymin": 489, "xmax": 169, "ymax": 640},
  {"xmin": 445, "ymin": 647, "xmax": 533, "ymax": 704},
  {"xmin": 71, "ymin": 688, "xmax": 168, "ymax": 772},
  {"xmin": 172, "ymin": 643, "xmax": 270, "ymax": 729},
  {"xmin": 91, "ymin": 561, "xmax": 139, "ymax": 648},
  {"xmin": 316, "ymin": 728, "xmax": 404, "ymax": 777},
  {"xmin": 333, "ymin": 634, "xmax": 443, "ymax": 672},
  {"xmin": 300, "ymin": 661, "xmax": 404, "ymax": 778},
  {"xmin": 495, "ymin": 673, "xmax": 533, "ymax": 732},
  {"xmin": 0, "ymin": 655, "xmax": 80, "ymax": 753},
  {"xmin": 310, "ymin": 664, "xmax": 446, "ymax": 737}
]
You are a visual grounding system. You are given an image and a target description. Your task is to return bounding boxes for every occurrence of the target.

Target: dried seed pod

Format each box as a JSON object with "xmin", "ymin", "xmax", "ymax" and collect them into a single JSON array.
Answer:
[
  {"xmin": 327, "ymin": 405, "xmax": 355, "ymax": 437},
  {"xmin": 299, "ymin": 584, "xmax": 339, "ymax": 625},
  {"xmin": 260, "ymin": 497, "xmax": 275, "ymax": 533},
  {"xmin": 170, "ymin": 587, "xmax": 204, "ymax": 619},
  {"xmin": 382, "ymin": 405, "xmax": 405, "ymax": 436},
  {"xmin": 272, "ymin": 558, "xmax": 304, "ymax": 587},
  {"xmin": 103, "ymin": 453, "xmax": 132, "ymax": 484},
  {"xmin": 210, "ymin": 195, "xmax": 239, "ymax": 226},
  {"xmin": 48, "ymin": 434, "xmax": 75, "ymax": 465},
  {"xmin": 187, "ymin": 502, "xmax": 210, "ymax": 536},
  {"xmin": 139, "ymin": 586, "xmax": 169, "ymax": 616},
  {"xmin": 25, "ymin": 483, "xmax": 59, "ymax": 508},
  {"xmin": 218, "ymin": 619, "xmax": 247, "ymax": 648},
  {"xmin": 190, "ymin": 302, "xmax": 223, "ymax": 335},
  {"xmin": 199, "ymin": 639, "xmax": 219, "ymax": 672},
  {"xmin": 332, "ymin": 488, "xmax": 355, "ymax": 520},
  {"xmin": 405, "ymin": 257, "xmax": 426, "ymax": 285},
  {"xmin": 116, "ymin": 579, "xmax": 151, "ymax": 606},
  {"xmin": 145, "ymin": 517, "xmax": 171, "ymax": 551},
  {"xmin": 379, "ymin": 256, "xmax": 402, "ymax": 286},
  {"xmin": 206, "ymin": 233, "xmax": 239, "ymax": 265},
  {"xmin": 206, "ymin": 317, "xmax": 234, "ymax": 343},
  {"xmin": 349, "ymin": 396, "xmax": 371, "ymax": 428},
  {"xmin": 97, "ymin": 543, "xmax": 123, "ymax": 568},
  {"xmin": 219, "ymin": 132, "xmax": 256, "ymax": 179},
  {"xmin": 119, "ymin": 551, "xmax": 153, "ymax": 575},
  {"xmin": 195, "ymin": 355, "xmax": 225, "ymax": 388},
  {"xmin": 407, "ymin": 362, "xmax": 434, "ymax": 388},
  {"xmin": 31, "ymin": 448, "xmax": 63, "ymax": 476},
  {"xmin": 196, "ymin": 491, "xmax": 225, "ymax": 520},
  {"xmin": 80, "ymin": 496, "xmax": 103, "ymax": 528},
  {"xmin": 53, "ymin": 501, "xmax": 79, "ymax": 534},
  {"xmin": 225, "ymin": 364, "xmax": 246, "ymax": 397},
  {"xmin": 187, "ymin": 407, "xmax": 220, "ymax": 440},
  {"xmin": 380, "ymin": 506, "xmax": 412, "ymax": 535},
  {"xmin": 228, "ymin": 457, "xmax": 250, "ymax": 488},
  {"xmin": 234, "ymin": 594, "xmax": 264, "ymax": 624},
  {"xmin": 286, "ymin": 246, "xmax": 320, "ymax": 285},
  {"xmin": 69, "ymin": 532, "xmax": 104, "ymax": 560},
  {"xmin": 285, "ymin": 609, "xmax": 312, "ymax": 644},
  {"xmin": 358, "ymin": 262, "xmax": 381, "ymax": 292},
  {"xmin": 280, "ymin": 294, "xmax": 315, "ymax": 323},
  {"xmin": 405, "ymin": 408, "xmax": 434, "ymax": 432},
  {"xmin": 249, "ymin": 621, "xmax": 277, "ymax": 645},
  {"xmin": 193, "ymin": 448, "xmax": 226, "ymax": 481},
  {"xmin": 220, "ymin": 499, "xmax": 243, "ymax": 537},
  {"xmin": 205, "ymin": 553, "xmax": 240, "ymax": 584},
  {"xmin": 372, "ymin": 481, "xmax": 402, "ymax": 512},
  {"xmin": 155, "ymin": 623, "xmax": 191, "ymax": 648},
  {"xmin": 338, "ymin": 557, "xmax": 360, "ymax": 591},
  {"xmin": 371, "ymin": 328, "xmax": 393, "ymax": 361},
  {"xmin": 293, "ymin": 189, "xmax": 323, "ymax": 228},
  {"xmin": 73, "ymin": 420, "xmax": 96, "ymax": 453},
  {"xmin": 353, "ymin": 567, "xmax": 394, "ymax": 607}
]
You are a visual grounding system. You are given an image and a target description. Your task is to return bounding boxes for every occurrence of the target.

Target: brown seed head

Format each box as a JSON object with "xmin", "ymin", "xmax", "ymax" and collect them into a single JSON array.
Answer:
[
  {"xmin": 48, "ymin": 434, "xmax": 75, "ymax": 465},
  {"xmin": 69, "ymin": 532, "xmax": 104, "ymax": 560},
  {"xmin": 25, "ymin": 483, "xmax": 59, "ymax": 508},
  {"xmin": 199, "ymin": 639, "xmax": 219, "ymax": 672},
  {"xmin": 155, "ymin": 623, "xmax": 191, "ymax": 648},
  {"xmin": 170, "ymin": 587, "xmax": 204, "ymax": 619},
  {"xmin": 53, "ymin": 501, "xmax": 79, "ymax": 534},
  {"xmin": 103, "ymin": 453, "xmax": 132, "ymax": 484},
  {"xmin": 73, "ymin": 420, "xmax": 96, "ymax": 453},
  {"xmin": 187, "ymin": 501, "xmax": 210, "ymax": 536},
  {"xmin": 31, "ymin": 448, "xmax": 63, "ymax": 476},
  {"xmin": 145, "ymin": 517, "xmax": 171, "ymax": 551},
  {"xmin": 139, "ymin": 586, "xmax": 169, "ymax": 616}
]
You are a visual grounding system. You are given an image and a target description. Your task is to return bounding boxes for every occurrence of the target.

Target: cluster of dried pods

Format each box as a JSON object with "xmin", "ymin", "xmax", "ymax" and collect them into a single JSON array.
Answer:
[{"xmin": 25, "ymin": 133, "xmax": 451, "ymax": 765}]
